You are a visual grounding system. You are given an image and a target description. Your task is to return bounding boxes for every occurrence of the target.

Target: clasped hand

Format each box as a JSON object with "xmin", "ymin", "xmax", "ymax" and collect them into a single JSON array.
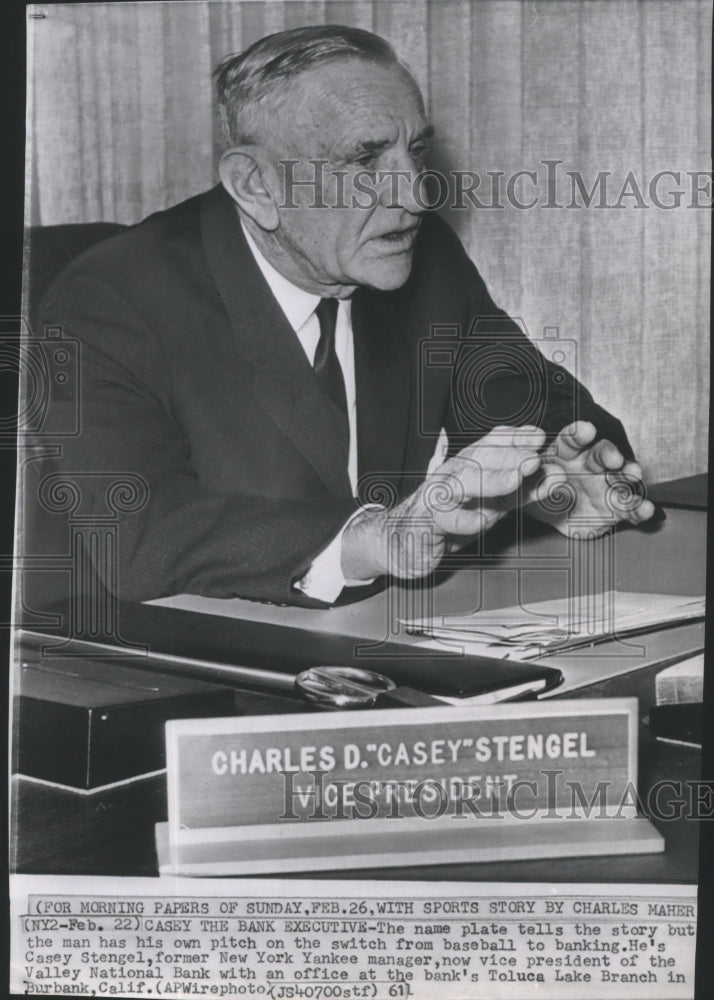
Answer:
[{"xmin": 342, "ymin": 421, "xmax": 655, "ymax": 581}]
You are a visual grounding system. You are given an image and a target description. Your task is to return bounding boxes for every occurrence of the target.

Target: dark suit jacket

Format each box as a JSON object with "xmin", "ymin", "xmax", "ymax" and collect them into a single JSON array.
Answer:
[{"xmin": 27, "ymin": 185, "xmax": 632, "ymax": 608}]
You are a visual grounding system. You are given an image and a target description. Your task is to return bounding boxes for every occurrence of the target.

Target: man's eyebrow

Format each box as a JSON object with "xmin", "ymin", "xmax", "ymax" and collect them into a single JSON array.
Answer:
[
  {"xmin": 411, "ymin": 124, "xmax": 436, "ymax": 143},
  {"xmin": 341, "ymin": 125, "xmax": 436, "ymax": 158},
  {"xmin": 351, "ymin": 137, "xmax": 392, "ymax": 155}
]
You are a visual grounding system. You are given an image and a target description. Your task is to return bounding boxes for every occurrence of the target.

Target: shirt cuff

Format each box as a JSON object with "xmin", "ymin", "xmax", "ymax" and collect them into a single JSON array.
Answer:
[{"xmin": 294, "ymin": 507, "xmax": 379, "ymax": 603}]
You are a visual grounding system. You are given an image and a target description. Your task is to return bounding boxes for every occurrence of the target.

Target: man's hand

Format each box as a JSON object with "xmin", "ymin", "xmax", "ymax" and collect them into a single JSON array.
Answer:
[
  {"xmin": 525, "ymin": 420, "xmax": 655, "ymax": 537},
  {"xmin": 342, "ymin": 425, "xmax": 546, "ymax": 580}
]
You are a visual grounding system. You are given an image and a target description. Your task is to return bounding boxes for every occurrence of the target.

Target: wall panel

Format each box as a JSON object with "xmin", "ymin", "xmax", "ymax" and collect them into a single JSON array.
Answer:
[{"xmin": 27, "ymin": 0, "xmax": 710, "ymax": 481}]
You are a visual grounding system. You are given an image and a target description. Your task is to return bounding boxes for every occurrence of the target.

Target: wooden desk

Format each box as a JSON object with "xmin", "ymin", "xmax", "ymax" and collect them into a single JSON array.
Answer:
[
  {"xmin": 12, "ymin": 507, "xmax": 706, "ymax": 881},
  {"xmin": 12, "ymin": 660, "xmax": 702, "ymax": 882},
  {"xmin": 149, "ymin": 506, "xmax": 706, "ymax": 696}
]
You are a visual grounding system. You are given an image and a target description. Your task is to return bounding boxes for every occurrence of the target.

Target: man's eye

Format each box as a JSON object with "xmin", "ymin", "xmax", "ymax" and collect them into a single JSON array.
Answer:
[
  {"xmin": 354, "ymin": 153, "xmax": 377, "ymax": 168},
  {"xmin": 410, "ymin": 144, "xmax": 428, "ymax": 163}
]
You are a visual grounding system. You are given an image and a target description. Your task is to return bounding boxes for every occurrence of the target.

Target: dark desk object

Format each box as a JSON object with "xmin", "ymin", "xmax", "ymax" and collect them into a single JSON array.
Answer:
[
  {"xmin": 23, "ymin": 604, "xmax": 564, "ymax": 700},
  {"xmin": 648, "ymin": 472, "xmax": 708, "ymax": 510},
  {"xmin": 15, "ymin": 658, "xmax": 236, "ymax": 789},
  {"xmin": 11, "ymin": 685, "xmax": 305, "ymax": 876},
  {"xmin": 648, "ymin": 703, "xmax": 703, "ymax": 747}
]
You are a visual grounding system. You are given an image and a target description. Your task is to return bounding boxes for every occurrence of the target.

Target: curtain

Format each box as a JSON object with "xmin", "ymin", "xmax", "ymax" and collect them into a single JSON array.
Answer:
[{"xmin": 28, "ymin": 0, "xmax": 710, "ymax": 482}]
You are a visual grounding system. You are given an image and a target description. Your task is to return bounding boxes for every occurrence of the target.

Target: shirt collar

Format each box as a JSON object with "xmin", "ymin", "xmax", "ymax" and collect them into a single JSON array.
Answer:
[{"xmin": 241, "ymin": 221, "xmax": 320, "ymax": 333}]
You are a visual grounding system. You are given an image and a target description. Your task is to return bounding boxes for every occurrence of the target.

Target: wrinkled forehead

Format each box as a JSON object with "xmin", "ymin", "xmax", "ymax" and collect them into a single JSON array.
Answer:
[{"xmin": 260, "ymin": 58, "xmax": 427, "ymax": 156}]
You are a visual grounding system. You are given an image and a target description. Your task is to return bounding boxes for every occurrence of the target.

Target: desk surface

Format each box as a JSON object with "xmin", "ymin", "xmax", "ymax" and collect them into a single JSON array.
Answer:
[
  {"xmin": 12, "ymin": 506, "xmax": 707, "ymax": 882},
  {"xmin": 153, "ymin": 506, "xmax": 707, "ymax": 628},
  {"xmin": 150, "ymin": 507, "xmax": 706, "ymax": 696},
  {"xmin": 648, "ymin": 472, "xmax": 708, "ymax": 510}
]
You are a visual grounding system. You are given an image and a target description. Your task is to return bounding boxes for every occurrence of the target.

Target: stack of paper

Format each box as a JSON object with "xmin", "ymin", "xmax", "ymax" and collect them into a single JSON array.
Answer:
[
  {"xmin": 655, "ymin": 654, "xmax": 705, "ymax": 705},
  {"xmin": 403, "ymin": 592, "xmax": 705, "ymax": 660}
]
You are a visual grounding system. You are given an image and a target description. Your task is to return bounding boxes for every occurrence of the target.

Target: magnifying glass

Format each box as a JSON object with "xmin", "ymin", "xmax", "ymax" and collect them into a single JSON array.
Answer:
[{"xmin": 295, "ymin": 666, "xmax": 441, "ymax": 710}]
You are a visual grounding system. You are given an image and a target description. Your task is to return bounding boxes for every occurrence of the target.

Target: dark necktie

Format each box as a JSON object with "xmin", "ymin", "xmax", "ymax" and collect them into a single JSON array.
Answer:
[{"xmin": 313, "ymin": 298, "xmax": 349, "ymax": 448}]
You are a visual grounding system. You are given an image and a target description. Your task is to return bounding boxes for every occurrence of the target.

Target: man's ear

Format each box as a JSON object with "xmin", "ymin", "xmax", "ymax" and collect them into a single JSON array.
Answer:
[{"xmin": 219, "ymin": 148, "xmax": 280, "ymax": 231}]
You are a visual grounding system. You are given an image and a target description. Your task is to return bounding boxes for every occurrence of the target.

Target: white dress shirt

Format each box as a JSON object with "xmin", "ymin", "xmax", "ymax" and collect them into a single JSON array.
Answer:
[
  {"xmin": 241, "ymin": 223, "xmax": 449, "ymax": 602},
  {"xmin": 241, "ymin": 224, "xmax": 362, "ymax": 601}
]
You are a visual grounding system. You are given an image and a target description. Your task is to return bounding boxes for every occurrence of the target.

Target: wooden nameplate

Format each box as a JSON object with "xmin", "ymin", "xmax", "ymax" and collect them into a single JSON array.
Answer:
[{"xmin": 157, "ymin": 699, "xmax": 664, "ymax": 876}]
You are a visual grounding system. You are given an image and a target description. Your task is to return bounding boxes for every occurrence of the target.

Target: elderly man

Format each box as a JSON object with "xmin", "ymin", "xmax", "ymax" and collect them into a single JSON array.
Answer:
[{"xmin": 34, "ymin": 24, "xmax": 653, "ymax": 609}]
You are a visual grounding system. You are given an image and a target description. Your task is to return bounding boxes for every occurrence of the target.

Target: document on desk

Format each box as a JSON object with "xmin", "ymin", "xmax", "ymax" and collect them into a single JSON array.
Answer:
[{"xmin": 402, "ymin": 591, "xmax": 706, "ymax": 659}]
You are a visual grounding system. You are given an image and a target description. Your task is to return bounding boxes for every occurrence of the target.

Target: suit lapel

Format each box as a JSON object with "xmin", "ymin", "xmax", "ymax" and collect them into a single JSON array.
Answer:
[
  {"xmin": 200, "ymin": 187, "xmax": 351, "ymax": 497},
  {"xmin": 352, "ymin": 288, "xmax": 412, "ymax": 494}
]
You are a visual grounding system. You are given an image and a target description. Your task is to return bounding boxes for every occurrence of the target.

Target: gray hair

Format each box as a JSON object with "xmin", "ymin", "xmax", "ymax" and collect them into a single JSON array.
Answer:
[{"xmin": 215, "ymin": 24, "xmax": 410, "ymax": 147}]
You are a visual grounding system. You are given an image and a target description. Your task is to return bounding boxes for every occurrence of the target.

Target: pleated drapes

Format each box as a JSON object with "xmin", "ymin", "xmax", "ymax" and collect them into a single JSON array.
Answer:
[{"xmin": 28, "ymin": 0, "xmax": 710, "ymax": 482}]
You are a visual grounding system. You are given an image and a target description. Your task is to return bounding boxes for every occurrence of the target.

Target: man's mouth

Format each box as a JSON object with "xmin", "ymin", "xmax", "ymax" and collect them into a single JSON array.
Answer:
[{"xmin": 371, "ymin": 224, "xmax": 420, "ymax": 252}]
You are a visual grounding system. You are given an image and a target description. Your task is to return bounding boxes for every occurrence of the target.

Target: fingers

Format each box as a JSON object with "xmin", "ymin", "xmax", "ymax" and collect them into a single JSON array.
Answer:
[
  {"xmin": 621, "ymin": 460, "xmax": 643, "ymax": 481},
  {"xmin": 550, "ymin": 421, "xmax": 597, "ymax": 460},
  {"xmin": 550, "ymin": 423, "xmax": 626, "ymax": 476},
  {"xmin": 584, "ymin": 438, "xmax": 625, "ymax": 473},
  {"xmin": 595, "ymin": 453, "xmax": 658, "ymax": 526},
  {"xmin": 458, "ymin": 447, "xmax": 542, "ymax": 497},
  {"xmin": 629, "ymin": 498, "xmax": 655, "ymax": 524},
  {"xmin": 477, "ymin": 424, "xmax": 546, "ymax": 451},
  {"xmin": 606, "ymin": 462, "xmax": 655, "ymax": 525},
  {"xmin": 444, "ymin": 426, "xmax": 545, "ymax": 499},
  {"xmin": 448, "ymin": 426, "xmax": 545, "ymax": 465},
  {"xmin": 528, "ymin": 469, "xmax": 569, "ymax": 506},
  {"xmin": 446, "ymin": 506, "xmax": 491, "ymax": 537},
  {"xmin": 530, "ymin": 436, "xmax": 656, "ymax": 531}
]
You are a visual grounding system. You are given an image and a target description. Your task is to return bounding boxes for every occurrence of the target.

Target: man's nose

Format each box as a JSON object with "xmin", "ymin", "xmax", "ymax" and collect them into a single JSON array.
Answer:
[{"xmin": 376, "ymin": 151, "xmax": 427, "ymax": 215}]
